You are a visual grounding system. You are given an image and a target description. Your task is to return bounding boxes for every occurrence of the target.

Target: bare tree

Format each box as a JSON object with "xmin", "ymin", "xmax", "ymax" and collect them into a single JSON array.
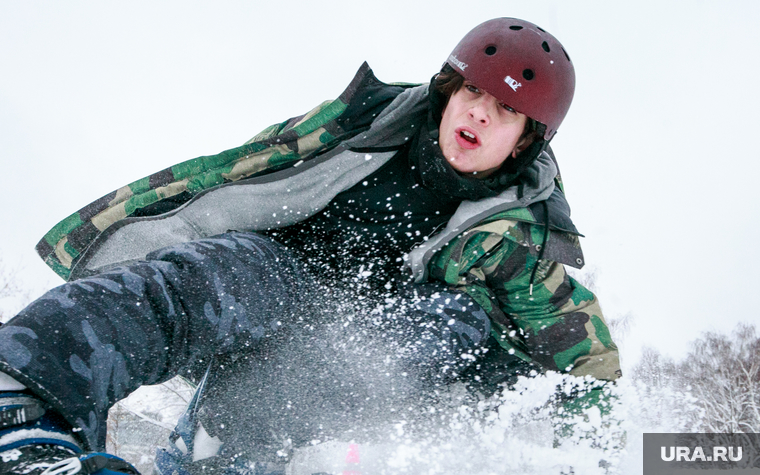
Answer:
[
  {"xmin": 631, "ymin": 346, "xmax": 679, "ymax": 389},
  {"xmin": 680, "ymin": 324, "xmax": 760, "ymax": 433},
  {"xmin": 631, "ymin": 323, "xmax": 760, "ymax": 434},
  {"xmin": 629, "ymin": 346, "xmax": 702, "ymax": 432}
]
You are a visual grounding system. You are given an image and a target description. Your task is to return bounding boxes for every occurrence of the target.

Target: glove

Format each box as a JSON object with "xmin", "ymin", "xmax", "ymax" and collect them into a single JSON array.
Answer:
[{"xmin": 1, "ymin": 389, "xmax": 140, "ymax": 474}]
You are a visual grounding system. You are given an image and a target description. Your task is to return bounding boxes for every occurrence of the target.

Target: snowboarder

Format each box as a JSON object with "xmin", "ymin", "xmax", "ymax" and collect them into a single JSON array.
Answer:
[{"xmin": 0, "ymin": 18, "xmax": 620, "ymax": 474}]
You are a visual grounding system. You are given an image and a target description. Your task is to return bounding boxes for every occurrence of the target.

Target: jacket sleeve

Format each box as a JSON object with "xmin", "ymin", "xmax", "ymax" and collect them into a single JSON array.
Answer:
[{"xmin": 427, "ymin": 219, "xmax": 622, "ymax": 382}]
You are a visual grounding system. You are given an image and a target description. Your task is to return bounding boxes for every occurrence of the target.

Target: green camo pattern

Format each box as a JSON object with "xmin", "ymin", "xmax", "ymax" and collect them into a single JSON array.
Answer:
[
  {"xmin": 429, "ymin": 216, "xmax": 622, "ymax": 382},
  {"xmin": 35, "ymin": 65, "xmax": 620, "ymax": 383},
  {"xmin": 37, "ymin": 98, "xmax": 349, "ymax": 280}
]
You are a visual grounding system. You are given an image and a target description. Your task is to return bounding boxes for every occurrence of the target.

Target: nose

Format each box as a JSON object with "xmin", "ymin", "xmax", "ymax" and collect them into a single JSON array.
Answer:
[{"xmin": 468, "ymin": 96, "xmax": 493, "ymax": 126}]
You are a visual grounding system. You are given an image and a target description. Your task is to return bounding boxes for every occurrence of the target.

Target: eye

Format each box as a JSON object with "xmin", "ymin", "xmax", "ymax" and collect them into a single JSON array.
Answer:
[
  {"xmin": 499, "ymin": 102, "xmax": 516, "ymax": 113},
  {"xmin": 465, "ymin": 84, "xmax": 481, "ymax": 94}
]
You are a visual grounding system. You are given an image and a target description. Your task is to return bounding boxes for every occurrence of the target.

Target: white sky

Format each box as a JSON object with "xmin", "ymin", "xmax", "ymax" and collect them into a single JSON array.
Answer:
[{"xmin": 1, "ymin": 1, "xmax": 759, "ymax": 370}]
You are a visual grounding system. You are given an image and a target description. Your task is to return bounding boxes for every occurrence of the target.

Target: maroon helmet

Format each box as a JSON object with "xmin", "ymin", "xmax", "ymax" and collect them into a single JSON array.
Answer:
[{"xmin": 446, "ymin": 18, "xmax": 575, "ymax": 140}]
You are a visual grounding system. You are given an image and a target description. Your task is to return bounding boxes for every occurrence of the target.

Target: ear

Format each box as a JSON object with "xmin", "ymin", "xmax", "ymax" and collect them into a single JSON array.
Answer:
[{"xmin": 511, "ymin": 135, "xmax": 535, "ymax": 158}]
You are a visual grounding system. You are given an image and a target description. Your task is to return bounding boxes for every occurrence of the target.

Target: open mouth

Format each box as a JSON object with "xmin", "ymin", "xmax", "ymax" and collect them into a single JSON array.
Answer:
[
  {"xmin": 460, "ymin": 130, "xmax": 477, "ymax": 144},
  {"xmin": 455, "ymin": 127, "xmax": 480, "ymax": 149}
]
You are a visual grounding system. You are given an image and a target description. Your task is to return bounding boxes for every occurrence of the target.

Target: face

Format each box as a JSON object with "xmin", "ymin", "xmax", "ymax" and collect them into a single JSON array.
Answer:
[{"xmin": 438, "ymin": 82, "xmax": 530, "ymax": 177}]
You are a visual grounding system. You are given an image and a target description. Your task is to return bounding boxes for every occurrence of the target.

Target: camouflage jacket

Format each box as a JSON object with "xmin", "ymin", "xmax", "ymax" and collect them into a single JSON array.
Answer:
[{"xmin": 36, "ymin": 63, "xmax": 620, "ymax": 381}]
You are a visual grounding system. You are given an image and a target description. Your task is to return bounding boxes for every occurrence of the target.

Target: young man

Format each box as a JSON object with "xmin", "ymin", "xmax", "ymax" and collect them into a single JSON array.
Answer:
[{"xmin": 0, "ymin": 18, "xmax": 620, "ymax": 474}]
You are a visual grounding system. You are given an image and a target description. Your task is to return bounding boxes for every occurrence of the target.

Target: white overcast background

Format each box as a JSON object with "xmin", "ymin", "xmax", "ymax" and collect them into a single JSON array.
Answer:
[{"xmin": 1, "ymin": 1, "xmax": 759, "ymax": 372}]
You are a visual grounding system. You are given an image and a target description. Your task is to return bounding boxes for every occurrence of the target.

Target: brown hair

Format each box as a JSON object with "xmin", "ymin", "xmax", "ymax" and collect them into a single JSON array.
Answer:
[{"xmin": 433, "ymin": 65, "xmax": 466, "ymax": 105}]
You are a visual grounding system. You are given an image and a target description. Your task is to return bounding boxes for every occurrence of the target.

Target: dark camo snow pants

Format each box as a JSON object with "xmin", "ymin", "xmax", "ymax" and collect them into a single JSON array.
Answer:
[{"xmin": 0, "ymin": 232, "xmax": 514, "ymax": 456}]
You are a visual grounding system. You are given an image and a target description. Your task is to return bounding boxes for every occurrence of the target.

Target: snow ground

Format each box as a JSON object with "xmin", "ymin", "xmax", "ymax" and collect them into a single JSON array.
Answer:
[{"xmin": 110, "ymin": 372, "xmax": 688, "ymax": 474}]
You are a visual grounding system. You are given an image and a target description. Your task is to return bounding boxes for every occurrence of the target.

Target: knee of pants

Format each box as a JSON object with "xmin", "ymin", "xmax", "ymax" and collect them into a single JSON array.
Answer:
[
  {"xmin": 141, "ymin": 232, "xmax": 312, "ymax": 353},
  {"xmin": 146, "ymin": 231, "xmax": 308, "ymax": 313}
]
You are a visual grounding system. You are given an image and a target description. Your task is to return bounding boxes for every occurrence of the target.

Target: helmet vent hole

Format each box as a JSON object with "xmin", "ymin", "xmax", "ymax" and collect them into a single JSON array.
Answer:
[
  {"xmin": 509, "ymin": 25, "xmax": 523, "ymax": 31},
  {"xmin": 485, "ymin": 46, "xmax": 497, "ymax": 56},
  {"xmin": 542, "ymin": 41, "xmax": 551, "ymax": 53},
  {"xmin": 536, "ymin": 26, "xmax": 546, "ymax": 32},
  {"xmin": 522, "ymin": 69, "xmax": 535, "ymax": 81},
  {"xmin": 562, "ymin": 47, "xmax": 571, "ymax": 62}
]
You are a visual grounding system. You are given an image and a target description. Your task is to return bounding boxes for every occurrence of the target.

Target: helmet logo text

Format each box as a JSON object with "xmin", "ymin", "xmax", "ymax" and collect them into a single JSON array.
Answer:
[
  {"xmin": 448, "ymin": 54, "xmax": 468, "ymax": 71},
  {"xmin": 504, "ymin": 76, "xmax": 522, "ymax": 91}
]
